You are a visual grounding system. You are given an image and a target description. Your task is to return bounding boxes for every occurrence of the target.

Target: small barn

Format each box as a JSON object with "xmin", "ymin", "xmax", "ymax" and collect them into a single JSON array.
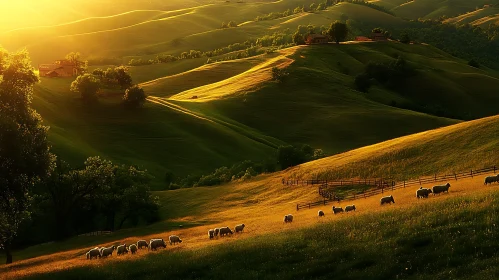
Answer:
[
  {"xmin": 371, "ymin": 32, "xmax": 388, "ymax": 41},
  {"xmin": 305, "ymin": 34, "xmax": 329, "ymax": 45},
  {"xmin": 38, "ymin": 59, "xmax": 80, "ymax": 77}
]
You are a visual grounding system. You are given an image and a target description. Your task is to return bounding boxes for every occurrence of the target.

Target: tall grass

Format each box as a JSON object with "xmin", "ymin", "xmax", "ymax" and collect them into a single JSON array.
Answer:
[{"xmin": 23, "ymin": 190, "xmax": 499, "ymax": 280}]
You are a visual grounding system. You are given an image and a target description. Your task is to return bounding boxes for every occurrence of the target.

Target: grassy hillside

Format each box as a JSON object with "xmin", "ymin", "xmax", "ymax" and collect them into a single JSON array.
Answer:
[
  {"xmin": 372, "ymin": 0, "xmax": 499, "ymax": 19},
  {"xmin": 0, "ymin": 1, "xmax": 407, "ymax": 65},
  {"xmin": 444, "ymin": 7, "xmax": 499, "ymax": 27},
  {"xmin": 31, "ymin": 42, "xmax": 499, "ymax": 189},
  {"xmin": 32, "ymin": 78, "xmax": 282, "ymax": 190},
  {"xmin": 20, "ymin": 189, "xmax": 499, "ymax": 280},
  {"xmin": 3, "ymin": 113, "xmax": 499, "ymax": 278}
]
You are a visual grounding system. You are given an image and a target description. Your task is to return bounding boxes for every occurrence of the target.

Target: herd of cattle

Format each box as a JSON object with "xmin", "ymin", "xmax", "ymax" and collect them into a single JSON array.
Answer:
[{"xmin": 86, "ymin": 174, "xmax": 499, "ymax": 259}]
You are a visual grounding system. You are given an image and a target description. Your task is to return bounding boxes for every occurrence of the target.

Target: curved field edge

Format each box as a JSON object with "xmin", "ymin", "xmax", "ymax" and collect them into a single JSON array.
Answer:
[
  {"xmin": 15, "ymin": 185, "xmax": 499, "ymax": 280},
  {"xmin": 2, "ymin": 115, "xmax": 499, "ymax": 277}
]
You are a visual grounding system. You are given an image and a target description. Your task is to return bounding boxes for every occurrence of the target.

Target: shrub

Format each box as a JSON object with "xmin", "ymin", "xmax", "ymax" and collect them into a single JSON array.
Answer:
[
  {"xmin": 70, "ymin": 74, "xmax": 101, "ymax": 102},
  {"xmin": 123, "ymin": 85, "xmax": 147, "ymax": 108},
  {"xmin": 468, "ymin": 59, "xmax": 480, "ymax": 68},
  {"xmin": 271, "ymin": 67, "xmax": 289, "ymax": 83}
]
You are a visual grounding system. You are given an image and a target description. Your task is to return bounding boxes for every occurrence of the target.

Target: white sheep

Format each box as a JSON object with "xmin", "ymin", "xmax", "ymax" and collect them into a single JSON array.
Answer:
[
  {"xmin": 208, "ymin": 229, "xmax": 215, "ymax": 239},
  {"xmin": 128, "ymin": 244, "xmax": 138, "ymax": 255},
  {"xmin": 136, "ymin": 240, "xmax": 148, "ymax": 249},
  {"xmin": 432, "ymin": 183, "xmax": 451, "ymax": 195},
  {"xmin": 86, "ymin": 247, "xmax": 101, "ymax": 260},
  {"xmin": 416, "ymin": 188, "xmax": 432, "ymax": 198},
  {"xmin": 149, "ymin": 239, "xmax": 167, "ymax": 251},
  {"xmin": 332, "ymin": 206, "xmax": 344, "ymax": 214},
  {"xmin": 345, "ymin": 205, "xmax": 356, "ymax": 212},
  {"xmin": 169, "ymin": 235, "xmax": 183, "ymax": 245},
  {"xmin": 116, "ymin": 244, "xmax": 128, "ymax": 256},
  {"xmin": 283, "ymin": 214, "xmax": 294, "ymax": 223},
  {"xmin": 219, "ymin": 227, "xmax": 233, "ymax": 236},
  {"xmin": 484, "ymin": 175, "xmax": 499, "ymax": 185},
  {"xmin": 235, "ymin": 224, "xmax": 245, "ymax": 233},
  {"xmin": 318, "ymin": 210, "xmax": 325, "ymax": 217},
  {"xmin": 100, "ymin": 245, "xmax": 116, "ymax": 257},
  {"xmin": 380, "ymin": 195, "xmax": 395, "ymax": 205}
]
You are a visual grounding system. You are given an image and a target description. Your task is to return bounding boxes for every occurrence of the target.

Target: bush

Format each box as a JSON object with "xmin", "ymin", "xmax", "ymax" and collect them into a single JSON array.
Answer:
[
  {"xmin": 355, "ymin": 73, "xmax": 371, "ymax": 92},
  {"xmin": 468, "ymin": 59, "xmax": 480, "ymax": 68},
  {"xmin": 271, "ymin": 67, "xmax": 289, "ymax": 83},
  {"xmin": 123, "ymin": 85, "xmax": 147, "ymax": 108},
  {"xmin": 70, "ymin": 74, "xmax": 101, "ymax": 102}
]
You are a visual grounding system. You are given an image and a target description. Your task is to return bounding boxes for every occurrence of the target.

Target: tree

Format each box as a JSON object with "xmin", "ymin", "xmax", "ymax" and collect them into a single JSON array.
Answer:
[
  {"xmin": 114, "ymin": 66, "xmax": 132, "ymax": 89},
  {"xmin": 276, "ymin": 145, "xmax": 306, "ymax": 170},
  {"xmin": 310, "ymin": 3, "xmax": 317, "ymax": 11},
  {"xmin": 65, "ymin": 52, "xmax": 87, "ymax": 75},
  {"xmin": 317, "ymin": 3, "xmax": 326, "ymax": 10},
  {"xmin": 293, "ymin": 31, "xmax": 305, "ymax": 45},
  {"xmin": 354, "ymin": 73, "xmax": 371, "ymax": 92},
  {"xmin": 293, "ymin": 6, "xmax": 302, "ymax": 14},
  {"xmin": 271, "ymin": 67, "xmax": 289, "ymax": 83},
  {"xmin": 468, "ymin": 59, "xmax": 480, "ymax": 68},
  {"xmin": 123, "ymin": 85, "xmax": 147, "ymax": 108},
  {"xmin": 228, "ymin": 21, "xmax": 237, "ymax": 28},
  {"xmin": 70, "ymin": 74, "xmax": 101, "ymax": 102},
  {"xmin": 0, "ymin": 48, "xmax": 54, "ymax": 264},
  {"xmin": 400, "ymin": 32, "xmax": 411, "ymax": 44},
  {"xmin": 328, "ymin": 21, "xmax": 348, "ymax": 44}
]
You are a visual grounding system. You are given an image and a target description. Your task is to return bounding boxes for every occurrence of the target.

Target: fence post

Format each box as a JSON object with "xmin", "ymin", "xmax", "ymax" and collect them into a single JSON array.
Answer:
[
  {"xmin": 471, "ymin": 169, "xmax": 473, "ymax": 178},
  {"xmin": 309, "ymin": 203, "xmax": 311, "ymax": 209},
  {"xmin": 495, "ymin": 165, "xmax": 496, "ymax": 174},
  {"xmin": 382, "ymin": 186, "xmax": 384, "ymax": 193},
  {"xmin": 454, "ymin": 172, "xmax": 457, "ymax": 181},
  {"xmin": 435, "ymin": 174, "xmax": 437, "ymax": 181},
  {"xmin": 296, "ymin": 204, "xmax": 299, "ymax": 211},
  {"xmin": 419, "ymin": 178, "xmax": 421, "ymax": 185},
  {"xmin": 324, "ymin": 198, "xmax": 326, "ymax": 205},
  {"xmin": 392, "ymin": 181, "xmax": 394, "ymax": 191},
  {"xmin": 404, "ymin": 180, "xmax": 406, "ymax": 188}
]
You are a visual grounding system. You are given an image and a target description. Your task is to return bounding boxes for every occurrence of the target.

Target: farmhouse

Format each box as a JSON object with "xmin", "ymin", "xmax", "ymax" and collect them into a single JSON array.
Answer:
[
  {"xmin": 305, "ymin": 34, "xmax": 329, "ymax": 45},
  {"xmin": 355, "ymin": 36, "xmax": 372, "ymax": 42},
  {"xmin": 371, "ymin": 32, "xmax": 388, "ymax": 41},
  {"xmin": 38, "ymin": 59, "xmax": 80, "ymax": 77}
]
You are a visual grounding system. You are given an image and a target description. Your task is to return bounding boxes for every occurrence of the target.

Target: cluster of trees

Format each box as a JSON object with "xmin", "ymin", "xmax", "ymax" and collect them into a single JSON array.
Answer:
[
  {"xmin": 168, "ymin": 145, "xmax": 325, "ymax": 189},
  {"xmin": 255, "ymin": 0, "xmax": 334, "ymax": 22},
  {"xmin": 291, "ymin": 22, "xmax": 349, "ymax": 45},
  {"xmin": 70, "ymin": 66, "xmax": 146, "ymax": 108},
  {"xmin": 336, "ymin": 0, "xmax": 395, "ymax": 16},
  {"xmin": 221, "ymin": 21, "xmax": 238, "ymax": 28},
  {"xmin": 206, "ymin": 47, "xmax": 261, "ymax": 64},
  {"xmin": 271, "ymin": 66, "xmax": 289, "ymax": 83},
  {"xmin": 400, "ymin": 20, "xmax": 499, "ymax": 69},
  {"xmin": 0, "ymin": 48, "xmax": 158, "ymax": 264},
  {"xmin": 355, "ymin": 56, "xmax": 415, "ymax": 93},
  {"xmin": 29, "ymin": 157, "xmax": 159, "ymax": 242}
]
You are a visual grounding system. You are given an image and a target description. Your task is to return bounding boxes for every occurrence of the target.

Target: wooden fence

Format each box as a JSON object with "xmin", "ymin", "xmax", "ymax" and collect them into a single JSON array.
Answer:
[
  {"xmin": 294, "ymin": 165, "xmax": 497, "ymax": 210},
  {"xmin": 78, "ymin": 231, "xmax": 112, "ymax": 237}
]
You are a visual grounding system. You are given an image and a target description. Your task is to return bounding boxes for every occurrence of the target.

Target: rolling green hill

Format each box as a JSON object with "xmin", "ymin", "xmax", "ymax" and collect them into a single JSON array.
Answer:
[
  {"xmin": 444, "ymin": 7, "xmax": 499, "ymax": 27},
  {"xmin": 31, "ymin": 41, "xmax": 499, "ymax": 190}
]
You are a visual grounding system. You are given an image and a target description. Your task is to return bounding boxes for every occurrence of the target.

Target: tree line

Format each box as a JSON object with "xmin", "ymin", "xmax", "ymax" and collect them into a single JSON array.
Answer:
[{"xmin": 0, "ymin": 48, "xmax": 158, "ymax": 264}]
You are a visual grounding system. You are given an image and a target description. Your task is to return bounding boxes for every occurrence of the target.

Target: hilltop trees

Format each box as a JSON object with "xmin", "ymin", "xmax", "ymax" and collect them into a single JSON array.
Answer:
[
  {"xmin": 36, "ymin": 157, "xmax": 159, "ymax": 239},
  {"xmin": 277, "ymin": 145, "xmax": 325, "ymax": 170},
  {"xmin": 123, "ymin": 85, "xmax": 147, "ymax": 108},
  {"xmin": 328, "ymin": 21, "xmax": 349, "ymax": 44},
  {"xmin": 0, "ymin": 48, "xmax": 54, "ymax": 264},
  {"xmin": 70, "ymin": 73, "xmax": 101, "ymax": 102},
  {"xmin": 65, "ymin": 52, "xmax": 88, "ymax": 74}
]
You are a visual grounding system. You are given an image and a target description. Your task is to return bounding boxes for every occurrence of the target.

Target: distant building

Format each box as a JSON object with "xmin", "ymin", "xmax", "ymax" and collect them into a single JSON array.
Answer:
[
  {"xmin": 483, "ymin": 4, "xmax": 490, "ymax": 8},
  {"xmin": 371, "ymin": 32, "xmax": 388, "ymax": 41},
  {"xmin": 305, "ymin": 34, "xmax": 329, "ymax": 45},
  {"xmin": 38, "ymin": 59, "xmax": 80, "ymax": 77},
  {"xmin": 355, "ymin": 36, "xmax": 372, "ymax": 42}
]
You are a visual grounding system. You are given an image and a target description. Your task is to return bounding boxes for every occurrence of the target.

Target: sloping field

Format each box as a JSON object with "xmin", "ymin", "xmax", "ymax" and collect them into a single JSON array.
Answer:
[
  {"xmin": 2, "ymin": 114, "xmax": 499, "ymax": 278},
  {"xmin": 32, "ymin": 78, "xmax": 282, "ymax": 190},
  {"xmin": 444, "ymin": 7, "xmax": 499, "ymax": 27},
  {"xmin": 169, "ymin": 49, "xmax": 295, "ymax": 101}
]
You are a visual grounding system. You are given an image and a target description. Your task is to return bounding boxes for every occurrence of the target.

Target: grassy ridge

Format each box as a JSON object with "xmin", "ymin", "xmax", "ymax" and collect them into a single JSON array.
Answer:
[
  {"xmin": 21, "ymin": 189, "xmax": 499, "ymax": 280},
  {"xmin": 444, "ymin": 7, "xmax": 499, "ymax": 27},
  {"xmin": 33, "ymin": 78, "xmax": 281, "ymax": 190}
]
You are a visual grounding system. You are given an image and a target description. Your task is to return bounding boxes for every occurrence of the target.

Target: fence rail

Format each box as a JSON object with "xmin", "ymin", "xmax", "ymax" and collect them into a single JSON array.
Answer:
[
  {"xmin": 78, "ymin": 231, "xmax": 112, "ymax": 237},
  {"xmin": 294, "ymin": 165, "xmax": 497, "ymax": 210}
]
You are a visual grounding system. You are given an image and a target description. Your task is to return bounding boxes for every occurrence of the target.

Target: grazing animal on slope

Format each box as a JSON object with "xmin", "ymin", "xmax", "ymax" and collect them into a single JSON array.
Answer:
[{"xmin": 380, "ymin": 195, "xmax": 395, "ymax": 205}]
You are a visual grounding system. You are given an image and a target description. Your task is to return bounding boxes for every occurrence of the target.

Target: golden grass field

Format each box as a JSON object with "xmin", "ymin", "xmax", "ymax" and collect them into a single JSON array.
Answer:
[{"xmin": 2, "ymin": 169, "xmax": 498, "ymax": 279}]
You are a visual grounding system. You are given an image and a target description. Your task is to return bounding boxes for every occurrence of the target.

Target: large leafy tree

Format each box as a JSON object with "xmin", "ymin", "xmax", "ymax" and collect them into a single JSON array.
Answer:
[
  {"xmin": 328, "ymin": 21, "xmax": 348, "ymax": 44},
  {"xmin": 0, "ymin": 48, "xmax": 54, "ymax": 264},
  {"xmin": 70, "ymin": 73, "xmax": 101, "ymax": 102},
  {"xmin": 123, "ymin": 85, "xmax": 147, "ymax": 108}
]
